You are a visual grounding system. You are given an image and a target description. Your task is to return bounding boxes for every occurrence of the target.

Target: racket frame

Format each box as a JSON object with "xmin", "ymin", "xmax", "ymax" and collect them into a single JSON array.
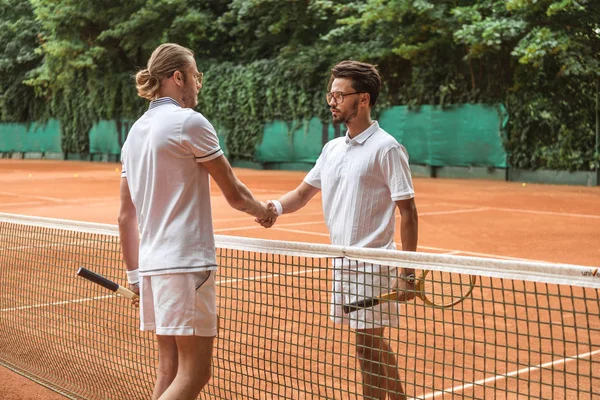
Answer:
[
  {"xmin": 77, "ymin": 266, "xmax": 139, "ymax": 299},
  {"xmin": 342, "ymin": 270, "xmax": 477, "ymax": 313}
]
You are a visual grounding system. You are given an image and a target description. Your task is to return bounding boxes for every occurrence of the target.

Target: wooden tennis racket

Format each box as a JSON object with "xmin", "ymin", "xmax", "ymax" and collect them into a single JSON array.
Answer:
[
  {"xmin": 343, "ymin": 270, "xmax": 477, "ymax": 313},
  {"xmin": 77, "ymin": 266, "xmax": 139, "ymax": 299}
]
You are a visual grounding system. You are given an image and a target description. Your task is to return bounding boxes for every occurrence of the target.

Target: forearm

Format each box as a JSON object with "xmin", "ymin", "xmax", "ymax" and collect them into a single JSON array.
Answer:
[
  {"xmin": 118, "ymin": 214, "xmax": 139, "ymax": 272},
  {"xmin": 400, "ymin": 209, "xmax": 418, "ymax": 252},
  {"xmin": 230, "ymin": 180, "xmax": 265, "ymax": 217},
  {"xmin": 278, "ymin": 189, "xmax": 311, "ymax": 214}
]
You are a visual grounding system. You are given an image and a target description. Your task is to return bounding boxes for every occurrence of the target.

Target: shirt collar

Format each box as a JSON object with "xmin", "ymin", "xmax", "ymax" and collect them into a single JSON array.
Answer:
[
  {"xmin": 148, "ymin": 97, "xmax": 181, "ymax": 110},
  {"xmin": 345, "ymin": 121, "xmax": 379, "ymax": 145}
]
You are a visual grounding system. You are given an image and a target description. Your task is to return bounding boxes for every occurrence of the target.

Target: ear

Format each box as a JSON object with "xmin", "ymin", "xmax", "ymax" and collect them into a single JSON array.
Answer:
[
  {"xmin": 172, "ymin": 70, "xmax": 184, "ymax": 87},
  {"xmin": 360, "ymin": 93, "xmax": 371, "ymax": 106}
]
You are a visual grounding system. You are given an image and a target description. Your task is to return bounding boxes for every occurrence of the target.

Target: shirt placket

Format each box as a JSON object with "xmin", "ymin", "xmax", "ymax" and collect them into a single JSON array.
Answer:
[{"xmin": 341, "ymin": 143, "xmax": 353, "ymax": 244}]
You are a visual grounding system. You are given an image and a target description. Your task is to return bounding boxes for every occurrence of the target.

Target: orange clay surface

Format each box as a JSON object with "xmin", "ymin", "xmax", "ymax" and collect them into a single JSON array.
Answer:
[{"xmin": 0, "ymin": 159, "xmax": 599, "ymax": 399}]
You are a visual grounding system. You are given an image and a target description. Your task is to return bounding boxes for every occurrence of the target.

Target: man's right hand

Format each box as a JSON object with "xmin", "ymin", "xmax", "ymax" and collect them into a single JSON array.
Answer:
[
  {"xmin": 129, "ymin": 283, "xmax": 140, "ymax": 308},
  {"xmin": 255, "ymin": 201, "xmax": 277, "ymax": 228}
]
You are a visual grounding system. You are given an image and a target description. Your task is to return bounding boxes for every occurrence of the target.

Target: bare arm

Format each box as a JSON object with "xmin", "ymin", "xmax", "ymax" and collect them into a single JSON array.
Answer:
[
  {"xmin": 118, "ymin": 177, "xmax": 139, "ymax": 272},
  {"xmin": 396, "ymin": 198, "xmax": 418, "ymax": 268},
  {"xmin": 118, "ymin": 177, "xmax": 140, "ymax": 303},
  {"xmin": 395, "ymin": 197, "xmax": 418, "ymax": 300},
  {"xmin": 277, "ymin": 181, "xmax": 320, "ymax": 214},
  {"xmin": 396, "ymin": 198, "xmax": 418, "ymax": 252},
  {"xmin": 256, "ymin": 181, "xmax": 319, "ymax": 228},
  {"xmin": 202, "ymin": 155, "xmax": 274, "ymax": 220}
]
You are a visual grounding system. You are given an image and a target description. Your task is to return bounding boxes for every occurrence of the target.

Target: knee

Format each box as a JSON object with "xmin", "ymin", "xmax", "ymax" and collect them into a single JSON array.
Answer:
[
  {"xmin": 185, "ymin": 369, "xmax": 211, "ymax": 395},
  {"xmin": 197, "ymin": 368, "xmax": 211, "ymax": 388}
]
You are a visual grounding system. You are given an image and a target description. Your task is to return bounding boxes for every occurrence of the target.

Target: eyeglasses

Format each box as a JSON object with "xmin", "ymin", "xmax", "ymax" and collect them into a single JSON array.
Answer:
[
  {"xmin": 326, "ymin": 91, "xmax": 362, "ymax": 104},
  {"xmin": 166, "ymin": 71, "xmax": 203, "ymax": 85},
  {"xmin": 193, "ymin": 72, "xmax": 203, "ymax": 86}
]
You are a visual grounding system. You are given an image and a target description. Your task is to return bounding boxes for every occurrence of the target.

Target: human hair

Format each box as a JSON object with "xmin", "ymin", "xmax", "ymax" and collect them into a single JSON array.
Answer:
[
  {"xmin": 135, "ymin": 43, "xmax": 195, "ymax": 100},
  {"xmin": 328, "ymin": 60, "xmax": 381, "ymax": 107}
]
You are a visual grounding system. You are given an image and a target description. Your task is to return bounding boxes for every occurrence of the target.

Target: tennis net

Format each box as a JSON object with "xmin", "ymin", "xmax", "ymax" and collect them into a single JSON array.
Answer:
[{"xmin": 1, "ymin": 212, "xmax": 599, "ymax": 399}]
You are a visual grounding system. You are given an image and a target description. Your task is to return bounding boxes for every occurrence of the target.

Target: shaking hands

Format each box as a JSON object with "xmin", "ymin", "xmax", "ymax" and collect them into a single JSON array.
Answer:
[{"xmin": 255, "ymin": 200, "xmax": 281, "ymax": 228}]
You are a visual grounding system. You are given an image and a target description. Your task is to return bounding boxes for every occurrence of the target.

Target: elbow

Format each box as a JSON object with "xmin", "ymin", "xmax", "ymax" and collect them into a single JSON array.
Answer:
[{"xmin": 118, "ymin": 209, "xmax": 136, "ymax": 227}]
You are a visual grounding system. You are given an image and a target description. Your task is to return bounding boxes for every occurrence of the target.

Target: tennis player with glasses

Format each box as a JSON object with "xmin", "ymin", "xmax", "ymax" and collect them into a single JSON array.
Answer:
[
  {"xmin": 118, "ymin": 43, "xmax": 276, "ymax": 400},
  {"xmin": 260, "ymin": 60, "xmax": 419, "ymax": 400}
]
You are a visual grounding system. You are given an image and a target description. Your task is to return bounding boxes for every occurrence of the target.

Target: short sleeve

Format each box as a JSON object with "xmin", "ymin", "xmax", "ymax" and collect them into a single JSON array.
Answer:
[
  {"xmin": 180, "ymin": 112, "xmax": 224, "ymax": 163},
  {"xmin": 304, "ymin": 152, "xmax": 324, "ymax": 189},
  {"xmin": 381, "ymin": 144, "xmax": 414, "ymax": 201},
  {"xmin": 120, "ymin": 141, "xmax": 128, "ymax": 178}
]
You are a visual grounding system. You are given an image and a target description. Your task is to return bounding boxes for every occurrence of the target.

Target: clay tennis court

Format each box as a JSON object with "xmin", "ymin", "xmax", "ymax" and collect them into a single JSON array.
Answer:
[{"xmin": 1, "ymin": 159, "xmax": 599, "ymax": 399}]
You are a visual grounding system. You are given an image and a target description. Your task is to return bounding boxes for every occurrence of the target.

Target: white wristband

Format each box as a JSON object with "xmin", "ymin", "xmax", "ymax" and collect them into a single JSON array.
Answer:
[
  {"xmin": 126, "ymin": 269, "xmax": 139, "ymax": 285},
  {"xmin": 269, "ymin": 200, "xmax": 283, "ymax": 216}
]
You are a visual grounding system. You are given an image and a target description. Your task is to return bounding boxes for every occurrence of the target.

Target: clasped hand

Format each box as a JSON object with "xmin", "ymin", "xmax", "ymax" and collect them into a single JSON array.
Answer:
[{"xmin": 255, "ymin": 201, "xmax": 278, "ymax": 228}]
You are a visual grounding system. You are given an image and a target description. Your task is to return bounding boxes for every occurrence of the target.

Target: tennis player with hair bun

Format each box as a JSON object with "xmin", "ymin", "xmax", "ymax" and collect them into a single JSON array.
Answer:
[
  {"xmin": 118, "ymin": 43, "xmax": 276, "ymax": 400},
  {"xmin": 260, "ymin": 60, "xmax": 419, "ymax": 400}
]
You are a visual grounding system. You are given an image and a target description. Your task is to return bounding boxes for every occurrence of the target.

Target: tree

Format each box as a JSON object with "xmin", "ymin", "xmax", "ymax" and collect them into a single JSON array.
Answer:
[{"xmin": 0, "ymin": 0, "xmax": 45, "ymax": 121}]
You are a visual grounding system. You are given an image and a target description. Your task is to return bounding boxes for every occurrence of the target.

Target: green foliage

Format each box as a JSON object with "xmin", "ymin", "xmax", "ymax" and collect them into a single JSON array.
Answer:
[
  {"xmin": 1, "ymin": 0, "xmax": 598, "ymax": 169},
  {"xmin": 0, "ymin": 0, "xmax": 45, "ymax": 121}
]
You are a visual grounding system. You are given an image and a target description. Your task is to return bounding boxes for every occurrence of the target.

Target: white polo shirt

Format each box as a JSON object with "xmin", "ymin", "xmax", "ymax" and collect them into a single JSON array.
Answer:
[
  {"xmin": 304, "ymin": 121, "xmax": 414, "ymax": 249},
  {"xmin": 121, "ymin": 97, "xmax": 223, "ymax": 275}
]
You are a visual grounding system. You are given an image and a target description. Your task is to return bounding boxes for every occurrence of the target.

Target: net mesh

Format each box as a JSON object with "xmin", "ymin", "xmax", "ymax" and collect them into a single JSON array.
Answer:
[{"xmin": 1, "ymin": 213, "xmax": 599, "ymax": 399}]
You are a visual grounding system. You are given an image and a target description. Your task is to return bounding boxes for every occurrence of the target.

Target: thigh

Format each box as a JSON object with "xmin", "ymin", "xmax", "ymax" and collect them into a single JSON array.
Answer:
[
  {"xmin": 174, "ymin": 334, "xmax": 215, "ymax": 375},
  {"xmin": 149, "ymin": 271, "xmax": 217, "ymax": 336},
  {"xmin": 330, "ymin": 263, "xmax": 400, "ymax": 330}
]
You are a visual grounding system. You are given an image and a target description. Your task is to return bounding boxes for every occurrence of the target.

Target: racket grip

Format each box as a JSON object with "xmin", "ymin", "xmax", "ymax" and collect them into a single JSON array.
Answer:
[
  {"xmin": 343, "ymin": 298, "xmax": 380, "ymax": 314},
  {"xmin": 77, "ymin": 266, "xmax": 119, "ymax": 292}
]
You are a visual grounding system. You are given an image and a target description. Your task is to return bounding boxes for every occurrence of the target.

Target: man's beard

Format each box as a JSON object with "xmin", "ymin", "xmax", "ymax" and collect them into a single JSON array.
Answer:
[
  {"xmin": 182, "ymin": 87, "xmax": 197, "ymax": 109},
  {"xmin": 332, "ymin": 102, "xmax": 358, "ymax": 124}
]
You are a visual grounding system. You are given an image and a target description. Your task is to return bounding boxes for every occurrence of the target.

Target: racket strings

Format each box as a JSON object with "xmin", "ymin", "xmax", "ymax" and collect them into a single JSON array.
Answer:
[{"xmin": 421, "ymin": 271, "xmax": 475, "ymax": 307}]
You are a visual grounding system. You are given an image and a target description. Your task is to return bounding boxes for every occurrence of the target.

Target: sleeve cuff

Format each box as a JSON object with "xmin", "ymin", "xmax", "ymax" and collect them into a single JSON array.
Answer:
[
  {"xmin": 391, "ymin": 192, "xmax": 414, "ymax": 201},
  {"xmin": 303, "ymin": 178, "xmax": 321, "ymax": 190},
  {"xmin": 195, "ymin": 149, "xmax": 224, "ymax": 163}
]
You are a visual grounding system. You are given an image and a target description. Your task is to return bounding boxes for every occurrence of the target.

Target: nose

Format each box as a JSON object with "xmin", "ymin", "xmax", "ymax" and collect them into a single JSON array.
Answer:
[{"xmin": 327, "ymin": 97, "xmax": 337, "ymax": 106}]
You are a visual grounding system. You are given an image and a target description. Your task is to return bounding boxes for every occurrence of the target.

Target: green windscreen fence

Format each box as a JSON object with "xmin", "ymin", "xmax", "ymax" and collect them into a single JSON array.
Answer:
[
  {"xmin": 0, "ymin": 120, "xmax": 61, "ymax": 153},
  {"xmin": 89, "ymin": 120, "xmax": 131, "ymax": 155},
  {"xmin": 1, "ymin": 104, "xmax": 507, "ymax": 168},
  {"xmin": 379, "ymin": 104, "xmax": 508, "ymax": 167},
  {"xmin": 254, "ymin": 104, "xmax": 507, "ymax": 168},
  {"xmin": 254, "ymin": 118, "xmax": 332, "ymax": 164}
]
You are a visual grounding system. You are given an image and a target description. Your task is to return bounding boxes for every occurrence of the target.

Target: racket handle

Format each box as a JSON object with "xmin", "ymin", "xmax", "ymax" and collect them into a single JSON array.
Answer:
[
  {"xmin": 77, "ymin": 267, "xmax": 119, "ymax": 292},
  {"xmin": 343, "ymin": 298, "xmax": 380, "ymax": 314}
]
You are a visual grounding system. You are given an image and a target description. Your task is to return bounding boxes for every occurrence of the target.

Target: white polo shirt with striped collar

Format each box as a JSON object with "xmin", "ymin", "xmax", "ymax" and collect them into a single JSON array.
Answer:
[
  {"xmin": 121, "ymin": 97, "xmax": 223, "ymax": 276},
  {"xmin": 304, "ymin": 121, "xmax": 414, "ymax": 249}
]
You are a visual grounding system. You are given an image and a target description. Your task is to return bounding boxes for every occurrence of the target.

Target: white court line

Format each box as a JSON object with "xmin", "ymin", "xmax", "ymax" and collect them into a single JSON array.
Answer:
[
  {"xmin": 272, "ymin": 227, "xmax": 329, "ymax": 237},
  {"xmin": 0, "ymin": 247, "xmax": 460, "ymax": 312},
  {"xmin": 0, "ymin": 201, "xmax": 47, "ymax": 208},
  {"xmin": 0, "ymin": 266, "xmax": 325, "ymax": 313},
  {"xmin": 5, "ymin": 239, "xmax": 101, "ymax": 253},
  {"xmin": 0, "ymin": 197, "xmax": 116, "ymax": 208},
  {"xmin": 415, "ymin": 348, "xmax": 600, "ymax": 399},
  {"xmin": 435, "ymin": 202, "xmax": 600, "ymax": 219},
  {"xmin": 244, "ymin": 188, "xmax": 289, "ymax": 194},
  {"xmin": 215, "ymin": 208, "xmax": 485, "ymax": 234},
  {"xmin": 398, "ymin": 207, "xmax": 489, "ymax": 218},
  {"xmin": 218, "ymin": 267, "xmax": 323, "ymax": 285},
  {"xmin": 0, "ymin": 294, "xmax": 115, "ymax": 312},
  {"xmin": 0, "ymin": 191, "xmax": 66, "ymax": 203},
  {"xmin": 491, "ymin": 206, "xmax": 600, "ymax": 219},
  {"xmin": 215, "ymin": 220, "xmax": 325, "ymax": 233},
  {"xmin": 213, "ymin": 211, "xmax": 323, "ymax": 224},
  {"xmin": 443, "ymin": 250, "xmax": 462, "ymax": 255},
  {"xmin": 270, "ymin": 227, "xmax": 559, "ymax": 264}
]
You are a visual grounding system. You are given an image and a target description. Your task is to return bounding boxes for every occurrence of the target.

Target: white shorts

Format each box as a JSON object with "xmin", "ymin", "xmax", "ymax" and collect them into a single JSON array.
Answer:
[
  {"xmin": 330, "ymin": 261, "xmax": 399, "ymax": 330},
  {"xmin": 139, "ymin": 271, "xmax": 217, "ymax": 337}
]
